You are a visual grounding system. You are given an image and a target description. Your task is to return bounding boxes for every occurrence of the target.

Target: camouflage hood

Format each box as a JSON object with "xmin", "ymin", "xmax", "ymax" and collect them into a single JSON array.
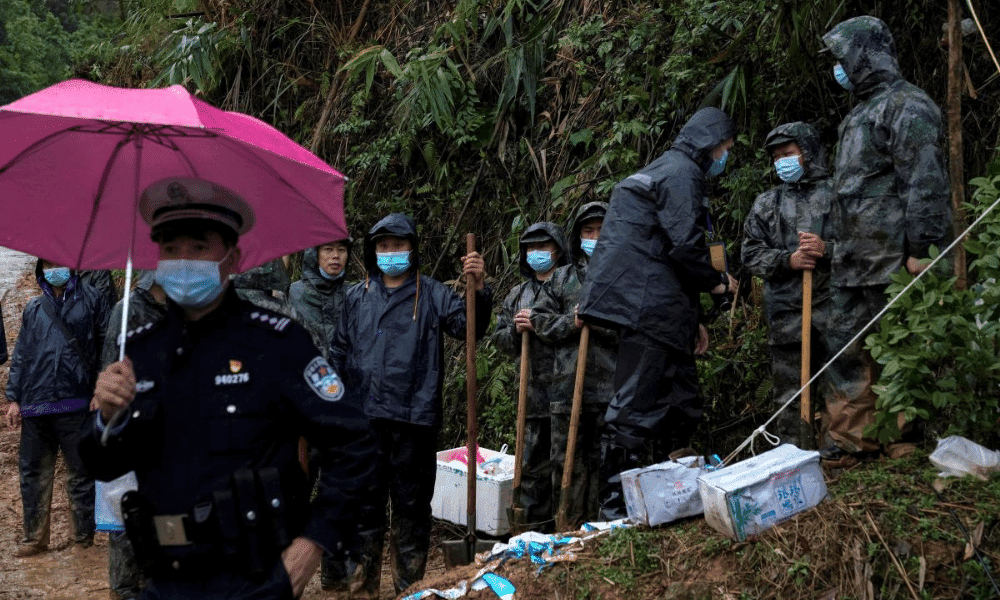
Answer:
[
  {"xmin": 823, "ymin": 16, "xmax": 901, "ymax": 97},
  {"xmin": 569, "ymin": 201, "xmax": 608, "ymax": 262},
  {"xmin": 518, "ymin": 221, "xmax": 568, "ymax": 278},
  {"xmin": 764, "ymin": 121, "xmax": 828, "ymax": 182},
  {"xmin": 672, "ymin": 107, "xmax": 736, "ymax": 171}
]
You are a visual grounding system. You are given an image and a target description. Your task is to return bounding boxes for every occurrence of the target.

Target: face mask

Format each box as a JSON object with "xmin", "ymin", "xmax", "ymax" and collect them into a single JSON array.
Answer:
[
  {"xmin": 580, "ymin": 238, "xmax": 597, "ymax": 257},
  {"xmin": 707, "ymin": 150, "xmax": 728, "ymax": 177},
  {"xmin": 774, "ymin": 155, "xmax": 805, "ymax": 183},
  {"xmin": 834, "ymin": 63, "xmax": 854, "ymax": 91},
  {"xmin": 319, "ymin": 267, "xmax": 345, "ymax": 281},
  {"xmin": 43, "ymin": 267, "xmax": 71, "ymax": 287},
  {"xmin": 376, "ymin": 251, "xmax": 411, "ymax": 277},
  {"xmin": 526, "ymin": 250, "xmax": 555, "ymax": 273},
  {"xmin": 154, "ymin": 256, "xmax": 227, "ymax": 309}
]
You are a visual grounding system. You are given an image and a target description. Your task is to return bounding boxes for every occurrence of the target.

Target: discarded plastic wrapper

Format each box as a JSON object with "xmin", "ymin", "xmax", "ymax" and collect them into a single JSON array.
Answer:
[
  {"xmin": 478, "ymin": 573, "xmax": 515, "ymax": 600},
  {"xmin": 929, "ymin": 435, "xmax": 1000, "ymax": 480},
  {"xmin": 621, "ymin": 455, "xmax": 706, "ymax": 526},
  {"xmin": 94, "ymin": 471, "xmax": 138, "ymax": 532},
  {"xmin": 698, "ymin": 444, "xmax": 827, "ymax": 541},
  {"xmin": 399, "ymin": 581, "xmax": 468, "ymax": 600}
]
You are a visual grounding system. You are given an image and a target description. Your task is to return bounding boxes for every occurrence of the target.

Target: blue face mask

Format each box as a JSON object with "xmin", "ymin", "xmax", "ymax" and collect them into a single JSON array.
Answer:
[
  {"xmin": 774, "ymin": 155, "xmax": 805, "ymax": 183},
  {"xmin": 43, "ymin": 267, "xmax": 71, "ymax": 287},
  {"xmin": 580, "ymin": 238, "xmax": 598, "ymax": 257},
  {"xmin": 834, "ymin": 63, "xmax": 854, "ymax": 91},
  {"xmin": 376, "ymin": 251, "xmax": 411, "ymax": 277},
  {"xmin": 526, "ymin": 250, "xmax": 555, "ymax": 273},
  {"xmin": 154, "ymin": 257, "xmax": 227, "ymax": 309},
  {"xmin": 319, "ymin": 267, "xmax": 345, "ymax": 281},
  {"xmin": 707, "ymin": 150, "xmax": 728, "ymax": 177}
]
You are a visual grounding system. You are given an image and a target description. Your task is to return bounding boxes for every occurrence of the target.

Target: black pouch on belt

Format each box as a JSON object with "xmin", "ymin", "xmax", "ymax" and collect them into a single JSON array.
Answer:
[{"xmin": 121, "ymin": 490, "xmax": 158, "ymax": 577}]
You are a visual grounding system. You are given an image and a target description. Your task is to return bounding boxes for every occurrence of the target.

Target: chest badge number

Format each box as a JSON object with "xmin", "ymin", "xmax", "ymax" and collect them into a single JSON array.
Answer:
[{"xmin": 304, "ymin": 357, "xmax": 345, "ymax": 402}]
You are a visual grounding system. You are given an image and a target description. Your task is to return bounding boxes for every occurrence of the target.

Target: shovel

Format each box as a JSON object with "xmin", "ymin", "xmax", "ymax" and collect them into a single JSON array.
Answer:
[
  {"xmin": 554, "ymin": 324, "xmax": 589, "ymax": 533},
  {"xmin": 443, "ymin": 233, "xmax": 493, "ymax": 567},
  {"xmin": 799, "ymin": 269, "xmax": 816, "ymax": 449},
  {"xmin": 507, "ymin": 330, "xmax": 530, "ymax": 534}
]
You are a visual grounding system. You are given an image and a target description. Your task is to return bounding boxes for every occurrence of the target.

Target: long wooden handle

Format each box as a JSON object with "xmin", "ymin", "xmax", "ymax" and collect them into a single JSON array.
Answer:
[
  {"xmin": 512, "ymin": 331, "xmax": 529, "ymax": 493},
  {"xmin": 555, "ymin": 324, "xmax": 589, "ymax": 531},
  {"xmin": 465, "ymin": 233, "xmax": 478, "ymax": 536},
  {"xmin": 800, "ymin": 269, "xmax": 813, "ymax": 423}
]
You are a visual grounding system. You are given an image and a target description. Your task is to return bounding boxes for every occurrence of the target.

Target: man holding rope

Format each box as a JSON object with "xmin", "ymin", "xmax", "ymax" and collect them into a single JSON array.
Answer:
[{"xmin": 820, "ymin": 16, "xmax": 951, "ymax": 463}]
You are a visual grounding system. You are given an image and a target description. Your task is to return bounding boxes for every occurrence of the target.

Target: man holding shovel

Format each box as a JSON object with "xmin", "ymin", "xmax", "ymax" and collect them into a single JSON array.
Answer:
[
  {"xmin": 493, "ymin": 222, "xmax": 568, "ymax": 533},
  {"xmin": 742, "ymin": 122, "xmax": 833, "ymax": 447},
  {"xmin": 330, "ymin": 213, "xmax": 492, "ymax": 598}
]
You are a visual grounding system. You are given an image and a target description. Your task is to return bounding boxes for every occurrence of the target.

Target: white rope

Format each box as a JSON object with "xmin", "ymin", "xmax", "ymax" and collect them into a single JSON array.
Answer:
[{"xmin": 723, "ymin": 189, "xmax": 1000, "ymax": 466}]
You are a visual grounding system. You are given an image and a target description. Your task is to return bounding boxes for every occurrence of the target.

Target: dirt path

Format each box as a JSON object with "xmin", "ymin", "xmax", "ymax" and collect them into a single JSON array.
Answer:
[{"xmin": 0, "ymin": 263, "xmax": 458, "ymax": 599}]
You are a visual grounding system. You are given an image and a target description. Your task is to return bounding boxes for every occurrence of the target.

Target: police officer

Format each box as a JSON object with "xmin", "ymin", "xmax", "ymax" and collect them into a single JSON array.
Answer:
[{"xmin": 81, "ymin": 176, "xmax": 377, "ymax": 599}]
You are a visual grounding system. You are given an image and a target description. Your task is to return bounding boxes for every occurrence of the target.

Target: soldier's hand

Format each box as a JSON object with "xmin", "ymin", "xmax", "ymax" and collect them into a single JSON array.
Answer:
[
  {"xmin": 906, "ymin": 256, "xmax": 930, "ymax": 275},
  {"xmin": 695, "ymin": 324, "xmax": 709, "ymax": 356},
  {"xmin": 514, "ymin": 308, "xmax": 534, "ymax": 333},
  {"xmin": 574, "ymin": 304, "xmax": 583, "ymax": 329},
  {"xmin": 711, "ymin": 273, "xmax": 738, "ymax": 295},
  {"xmin": 93, "ymin": 358, "xmax": 136, "ymax": 422},
  {"xmin": 797, "ymin": 231, "xmax": 826, "ymax": 257},
  {"xmin": 281, "ymin": 537, "xmax": 322, "ymax": 597},
  {"xmin": 788, "ymin": 249, "xmax": 817, "ymax": 270},
  {"xmin": 461, "ymin": 251, "xmax": 485, "ymax": 291},
  {"xmin": 5, "ymin": 402, "xmax": 20, "ymax": 429}
]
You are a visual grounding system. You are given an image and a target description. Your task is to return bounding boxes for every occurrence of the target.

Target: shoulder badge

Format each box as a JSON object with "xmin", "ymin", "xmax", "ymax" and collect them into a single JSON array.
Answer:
[
  {"xmin": 118, "ymin": 319, "xmax": 159, "ymax": 347},
  {"xmin": 303, "ymin": 356, "xmax": 345, "ymax": 402},
  {"xmin": 246, "ymin": 309, "xmax": 293, "ymax": 334}
]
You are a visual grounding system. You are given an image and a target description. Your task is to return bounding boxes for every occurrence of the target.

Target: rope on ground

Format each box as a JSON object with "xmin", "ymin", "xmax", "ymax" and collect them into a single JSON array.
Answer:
[{"xmin": 723, "ymin": 190, "xmax": 1000, "ymax": 466}]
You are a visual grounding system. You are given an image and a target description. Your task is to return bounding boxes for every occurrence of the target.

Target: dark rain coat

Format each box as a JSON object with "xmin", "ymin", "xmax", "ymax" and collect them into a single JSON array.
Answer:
[
  {"xmin": 6, "ymin": 261, "xmax": 112, "ymax": 416},
  {"xmin": 578, "ymin": 108, "xmax": 733, "ymax": 352},
  {"xmin": 493, "ymin": 222, "xmax": 568, "ymax": 418},
  {"xmin": 823, "ymin": 16, "xmax": 950, "ymax": 287},
  {"xmin": 533, "ymin": 202, "xmax": 618, "ymax": 414},
  {"xmin": 330, "ymin": 213, "xmax": 493, "ymax": 428},
  {"xmin": 742, "ymin": 122, "xmax": 833, "ymax": 345},
  {"xmin": 289, "ymin": 248, "xmax": 349, "ymax": 359}
]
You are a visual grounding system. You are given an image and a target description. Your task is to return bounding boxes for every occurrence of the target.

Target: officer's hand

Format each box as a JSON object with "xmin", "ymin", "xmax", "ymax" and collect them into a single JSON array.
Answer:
[
  {"xmin": 281, "ymin": 537, "xmax": 321, "ymax": 598},
  {"xmin": 906, "ymin": 256, "xmax": 930, "ymax": 275},
  {"xmin": 461, "ymin": 251, "xmax": 485, "ymax": 291},
  {"xmin": 513, "ymin": 308, "xmax": 534, "ymax": 333},
  {"xmin": 93, "ymin": 358, "xmax": 136, "ymax": 422},
  {"xmin": 789, "ymin": 249, "xmax": 817, "ymax": 270},
  {"xmin": 797, "ymin": 231, "xmax": 826, "ymax": 257},
  {"xmin": 695, "ymin": 324, "xmax": 709, "ymax": 356},
  {"xmin": 5, "ymin": 402, "xmax": 20, "ymax": 429}
]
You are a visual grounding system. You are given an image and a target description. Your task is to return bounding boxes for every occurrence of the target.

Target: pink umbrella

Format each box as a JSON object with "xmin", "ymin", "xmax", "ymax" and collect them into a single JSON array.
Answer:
[{"xmin": 0, "ymin": 79, "xmax": 347, "ymax": 272}]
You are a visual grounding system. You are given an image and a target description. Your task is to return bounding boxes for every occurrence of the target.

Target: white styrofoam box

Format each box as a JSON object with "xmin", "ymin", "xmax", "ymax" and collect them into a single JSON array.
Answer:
[
  {"xmin": 697, "ymin": 444, "xmax": 827, "ymax": 541},
  {"xmin": 431, "ymin": 446, "xmax": 514, "ymax": 535},
  {"xmin": 621, "ymin": 455, "xmax": 706, "ymax": 526}
]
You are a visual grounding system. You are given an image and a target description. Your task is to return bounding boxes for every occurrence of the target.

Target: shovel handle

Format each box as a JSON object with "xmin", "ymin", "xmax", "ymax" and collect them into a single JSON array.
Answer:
[
  {"xmin": 512, "ymin": 331, "xmax": 529, "ymax": 492},
  {"xmin": 555, "ymin": 324, "xmax": 589, "ymax": 532},
  {"xmin": 465, "ymin": 233, "xmax": 478, "ymax": 537},
  {"xmin": 800, "ymin": 269, "xmax": 814, "ymax": 446}
]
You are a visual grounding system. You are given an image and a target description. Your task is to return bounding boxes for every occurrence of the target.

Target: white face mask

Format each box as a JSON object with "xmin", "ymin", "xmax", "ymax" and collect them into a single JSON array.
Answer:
[{"xmin": 154, "ymin": 253, "xmax": 229, "ymax": 308}]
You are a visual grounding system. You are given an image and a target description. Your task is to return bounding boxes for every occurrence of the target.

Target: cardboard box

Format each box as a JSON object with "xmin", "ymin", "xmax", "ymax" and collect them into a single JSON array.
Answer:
[
  {"xmin": 621, "ymin": 456, "xmax": 706, "ymax": 526},
  {"xmin": 697, "ymin": 444, "xmax": 827, "ymax": 541},
  {"xmin": 431, "ymin": 446, "xmax": 513, "ymax": 535}
]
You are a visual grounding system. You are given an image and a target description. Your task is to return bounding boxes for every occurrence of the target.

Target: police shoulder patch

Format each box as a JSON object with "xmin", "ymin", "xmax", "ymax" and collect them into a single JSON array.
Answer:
[
  {"xmin": 245, "ymin": 309, "xmax": 293, "ymax": 335},
  {"xmin": 303, "ymin": 356, "xmax": 345, "ymax": 402}
]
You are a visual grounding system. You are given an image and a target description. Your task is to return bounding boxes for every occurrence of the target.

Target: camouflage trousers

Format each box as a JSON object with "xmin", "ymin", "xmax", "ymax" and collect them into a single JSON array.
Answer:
[
  {"xmin": 823, "ymin": 285, "xmax": 886, "ymax": 453},
  {"xmin": 768, "ymin": 333, "xmax": 828, "ymax": 447},
  {"xmin": 19, "ymin": 412, "xmax": 94, "ymax": 547},
  {"xmin": 517, "ymin": 417, "xmax": 553, "ymax": 532},
  {"xmin": 550, "ymin": 410, "xmax": 604, "ymax": 529}
]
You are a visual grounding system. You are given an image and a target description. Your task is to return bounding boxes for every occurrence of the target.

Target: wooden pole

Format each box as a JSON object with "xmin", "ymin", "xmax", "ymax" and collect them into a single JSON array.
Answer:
[
  {"xmin": 555, "ymin": 324, "xmax": 589, "ymax": 532},
  {"xmin": 948, "ymin": 0, "xmax": 968, "ymax": 288},
  {"xmin": 510, "ymin": 331, "xmax": 530, "ymax": 532},
  {"xmin": 799, "ymin": 270, "xmax": 815, "ymax": 449}
]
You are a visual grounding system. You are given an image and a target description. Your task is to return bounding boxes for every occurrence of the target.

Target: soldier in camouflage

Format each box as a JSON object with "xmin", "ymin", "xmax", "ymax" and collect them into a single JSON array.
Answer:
[
  {"xmin": 821, "ymin": 16, "xmax": 950, "ymax": 458},
  {"xmin": 532, "ymin": 202, "xmax": 618, "ymax": 527},
  {"xmin": 231, "ymin": 258, "xmax": 297, "ymax": 317},
  {"xmin": 742, "ymin": 122, "xmax": 833, "ymax": 446},
  {"xmin": 493, "ymin": 222, "xmax": 568, "ymax": 532}
]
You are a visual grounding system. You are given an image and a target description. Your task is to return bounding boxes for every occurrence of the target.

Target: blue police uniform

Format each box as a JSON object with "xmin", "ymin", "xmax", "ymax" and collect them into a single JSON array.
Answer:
[{"xmin": 80, "ymin": 288, "xmax": 377, "ymax": 599}]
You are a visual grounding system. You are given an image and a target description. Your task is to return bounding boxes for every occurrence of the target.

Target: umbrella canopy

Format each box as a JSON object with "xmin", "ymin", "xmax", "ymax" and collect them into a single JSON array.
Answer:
[{"xmin": 0, "ymin": 79, "xmax": 347, "ymax": 272}]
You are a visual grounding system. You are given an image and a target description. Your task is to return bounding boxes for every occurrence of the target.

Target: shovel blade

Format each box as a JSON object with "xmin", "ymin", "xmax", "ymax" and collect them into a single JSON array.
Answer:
[{"xmin": 442, "ymin": 539, "xmax": 494, "ymax": 568}]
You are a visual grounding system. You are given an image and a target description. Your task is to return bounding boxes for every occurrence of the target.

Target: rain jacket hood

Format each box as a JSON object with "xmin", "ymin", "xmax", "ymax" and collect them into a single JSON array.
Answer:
[
  {"xmin": 765, "ymin": 122, "xmax": 828, "ymax": 182},
  {"xmin": 289, "ymin": 246, "xmax": 350, "ymax": 357},
  {"xmin": 364, "ymin": 213, "xmax": 419, "ymax": 276},
  {"xmin": 518, "ymin": 221, "xmax": 568, "ymax": 278},
  {"xmin": 823, "ymin": 16, "xmax": 901, "ymax": 97},
  {"xmin": 570, "ymin": 201, "xmax": 607, "ymax": 263},
  {"xmin": 672, "ymin": 107, "xmax": 736, "ymax": 171}
]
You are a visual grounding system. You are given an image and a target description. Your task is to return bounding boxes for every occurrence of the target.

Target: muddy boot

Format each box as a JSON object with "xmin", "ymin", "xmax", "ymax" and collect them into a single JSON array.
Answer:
[
  {"xmin": 597, "ymin": 443, "xmax": 640, "ymax": 521},
  {"xmin": 348, "ymin": 528, "xmax": 383, "ymax": 599},
  {"xmin": 320, "ymin": 554, "xmax": 352, "ymax": 592}
]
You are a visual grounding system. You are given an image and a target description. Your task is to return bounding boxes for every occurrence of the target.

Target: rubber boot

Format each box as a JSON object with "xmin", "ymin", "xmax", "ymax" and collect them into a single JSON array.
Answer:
[{"xmin": 597, "ymin": 443, "xmax": 640, "ymax": 521}]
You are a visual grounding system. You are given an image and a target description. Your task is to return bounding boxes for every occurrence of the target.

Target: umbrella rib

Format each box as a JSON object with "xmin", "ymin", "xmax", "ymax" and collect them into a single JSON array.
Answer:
[
  {"xmin": 75, "ymin": 133, "xmax": 134, "ymax": 269},
  {"xmin": 0, "ymin": 124, "xmax": 83, "ymax": 173}
]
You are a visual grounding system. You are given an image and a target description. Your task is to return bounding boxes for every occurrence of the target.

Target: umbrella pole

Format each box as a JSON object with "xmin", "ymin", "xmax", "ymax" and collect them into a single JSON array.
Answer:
[{"xmin": 118, "ymin": 253, "xmax": 132, "ymax": 362}]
